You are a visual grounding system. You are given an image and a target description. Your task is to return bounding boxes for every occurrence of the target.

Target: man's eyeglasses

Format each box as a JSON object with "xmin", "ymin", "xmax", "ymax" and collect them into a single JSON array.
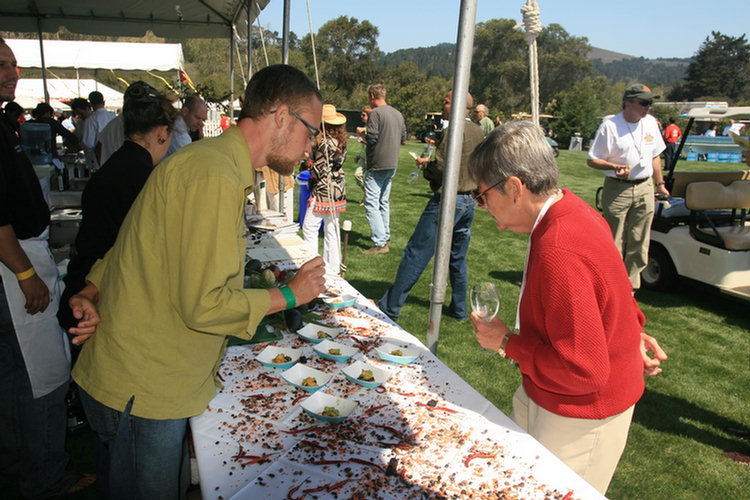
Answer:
[
  {"xmin": 472, "ymin": 178, "xmax": 506, "ymax": 207},
  {"xmin": 270, "ymin": 108, "xmax": 320, "ymax": 140},
  {"xmin": 635, "ymin": 99, "xmax": 652, "ymax": 107}
]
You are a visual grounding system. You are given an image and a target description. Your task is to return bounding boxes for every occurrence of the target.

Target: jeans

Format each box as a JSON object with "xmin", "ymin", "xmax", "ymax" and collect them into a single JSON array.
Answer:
[
  {"xmin": 79, "ymin": 389, "xmax": 189, "ymax": 500},
  {"xmin": 0, "ymin": 280, "xmax": 70, "ymax": 500},
  {"xmin": 363, "ymin": 169, "xmax": 396, "ymax": 246},
  {"xmin": 378, "ymin": 193, "xmax": 475, "ymax": 320}
]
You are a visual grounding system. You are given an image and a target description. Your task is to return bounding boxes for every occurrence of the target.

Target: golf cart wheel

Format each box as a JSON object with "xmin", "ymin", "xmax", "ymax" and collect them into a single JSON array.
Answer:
[
  {"xmin": 641, "ymin": 244, "xmax": 677, "ymax": 291},
  {"xmin": 552, "ymin": 147, "xmax": 559, "ymax": 157}
]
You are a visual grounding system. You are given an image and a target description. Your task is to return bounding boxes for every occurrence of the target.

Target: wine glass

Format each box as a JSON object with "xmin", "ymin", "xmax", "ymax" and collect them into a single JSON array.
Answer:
[{"xmin": 470, "ymin": 282, "xmax": 500, "ymax": 321}]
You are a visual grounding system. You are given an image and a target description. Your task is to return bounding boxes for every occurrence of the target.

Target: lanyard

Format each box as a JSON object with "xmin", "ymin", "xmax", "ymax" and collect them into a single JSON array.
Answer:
[{"xmin": 515, "ymin": 190, "xmax": 562, "ymax": 331}]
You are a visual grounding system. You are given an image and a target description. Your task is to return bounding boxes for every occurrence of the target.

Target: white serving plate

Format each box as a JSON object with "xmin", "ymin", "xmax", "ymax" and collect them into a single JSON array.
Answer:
[
  {"xmin": 300, "ymin": 391, "xmax": 358, "ymax": 424},
  {"xmin": 374, "ymin": 342, "xmax": 421, "ymax": 365},
  {"xmin": 255, "ymin": 345, "xmax": 301, "ymax": 370},
  {"xmin": 296, "ymin": 323, "xmax": 340, "ymax": 344},
  {"xmin": 313, "ymin": 339, "xmax": 359, "ymax": 363},
  {"xmin": 322, "ymin": 294, "xmax": 356, "ymax": 310},
  {"xmin": 280, "ymin": 363, "xmax": 332, "ymax": 393},
  {"xmin": 341, "ymin": 360, "xmax": 391, "ymax": 389}
]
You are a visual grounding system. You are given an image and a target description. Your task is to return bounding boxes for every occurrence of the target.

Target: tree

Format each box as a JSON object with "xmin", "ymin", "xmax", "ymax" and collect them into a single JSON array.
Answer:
[
  {"xmin": 470, "ymin": 19, "xmax": 528, "ymax": 115},
  {"xmin": 302, "ymin": 16, "xmax": 379, "ymax": 96},
  {"xmin": 546, "ymin": 78, "xmax": 600, "ymax": 147},
  {"xmin": 536, "ymin": 24, "xmax": 592, "ymax": 102},
  {"xmin": 668, "ymin": 31, "xmax": 750, "ymax": 102},
  {"xmin": 382, "ymin": 62, "xmax": 450, "ymax": 136},
  {"xmin": 471, "ymin": 20, "xmax": 592, "ymax": 118}
]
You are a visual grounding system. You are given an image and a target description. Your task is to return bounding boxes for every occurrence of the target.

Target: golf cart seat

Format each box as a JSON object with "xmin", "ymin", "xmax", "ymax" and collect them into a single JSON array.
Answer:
[{"xmin": 685, "ymin": 180, "xmax": 750, "ymax": 251}]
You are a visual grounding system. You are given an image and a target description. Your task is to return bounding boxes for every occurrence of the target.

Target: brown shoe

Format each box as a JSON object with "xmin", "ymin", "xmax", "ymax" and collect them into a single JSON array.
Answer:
[{"xmin": 363, "ymin": 245, "xmax": 389, "ymax": 255}]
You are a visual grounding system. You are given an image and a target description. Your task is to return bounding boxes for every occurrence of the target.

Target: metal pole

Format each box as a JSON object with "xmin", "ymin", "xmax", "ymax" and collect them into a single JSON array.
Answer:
[
  {"xmin": 36, "ymin": 20, "xmax": 49, "ymax": 103},
  {"xmin": 281, "ymin": 0, "xmax": 290, "ymax": 64},
  {"xmin": 425, "ymin": 0, "xmax": 477, "ymax": 354},
  {"xmin": 278, "ymin": 0, "xmax": 291, "ymax": 215},
  {"xmin": 229, "ymin": 26, "xmax": 235, "ymax": 109},
  {"xmin": 247, "ymin": 0, "xmax": 253, "ymax": 80}
]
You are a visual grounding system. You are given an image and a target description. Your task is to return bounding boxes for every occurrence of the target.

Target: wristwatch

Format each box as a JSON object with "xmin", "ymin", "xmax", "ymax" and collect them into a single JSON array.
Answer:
[
  {"xmin": 497, "ymin": 333, "xmax": 512, "ymax": 358},
  {"xmin": 655, "ymin": 181, "xmax": 665, "ymax": 186}
]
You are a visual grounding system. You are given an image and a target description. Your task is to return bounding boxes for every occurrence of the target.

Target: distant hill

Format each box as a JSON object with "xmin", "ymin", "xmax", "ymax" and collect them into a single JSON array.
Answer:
[
  {"xmin": 380, "ymin": 43, "xmax": 455, "ymax": 79},
  {"xmin": 587, "ymin": 47, "xmax": 634, "ymax": 63},
  {"xmin": 381, "ymin": 43, "xmax": 690, "ymax": 87}
]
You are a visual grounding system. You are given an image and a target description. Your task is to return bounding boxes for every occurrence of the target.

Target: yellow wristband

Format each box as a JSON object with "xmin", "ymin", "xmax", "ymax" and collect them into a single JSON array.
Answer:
[{"xmin": 16, "ymin": 267, "xmax": 36, "ymax": 281}]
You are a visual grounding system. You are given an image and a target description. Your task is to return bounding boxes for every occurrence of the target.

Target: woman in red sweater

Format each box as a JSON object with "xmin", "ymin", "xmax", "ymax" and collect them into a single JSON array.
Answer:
[{"xmin": 468, "ymin": 121, "xmax": 667, "ymax": 494}]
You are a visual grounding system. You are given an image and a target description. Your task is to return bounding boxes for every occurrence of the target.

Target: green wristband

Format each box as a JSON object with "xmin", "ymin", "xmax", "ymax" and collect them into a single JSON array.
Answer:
[{"xmin": 279, "ymin": 285, "xmax": 296, "ymax": 309}]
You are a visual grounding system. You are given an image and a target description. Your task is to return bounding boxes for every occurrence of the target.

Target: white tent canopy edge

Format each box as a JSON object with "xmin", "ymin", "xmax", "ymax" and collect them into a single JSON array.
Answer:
[
  {"xmin": 15, "ymin": 79, "xmax": 124, "ymax": 110},
  {"xmin": 7, "ymin": 39, "xmax": 185, "ymax": 72}
]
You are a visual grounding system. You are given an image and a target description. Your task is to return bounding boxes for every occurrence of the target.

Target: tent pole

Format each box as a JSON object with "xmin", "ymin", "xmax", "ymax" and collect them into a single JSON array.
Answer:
[
  {"xmin": 36, "ymin": 20, "xmax": 50, "ymax": 103},
  {"xmin": 277, "ymin": 0, "xmax": 291, "ymax": 215},
  {"xmin": 247, "ymin": 0, "xmax": 253, "ymax": 79},
  {"xmin": 229, "ymin": 26, "xmax": 235, "ymax": 110},
  {"xmin": 425, "ymin": 0, "xmax": 477, "ymax": 354},
  {"xmin": 281, "ymin": 0, "xmax": 290, "ymax": 64}
]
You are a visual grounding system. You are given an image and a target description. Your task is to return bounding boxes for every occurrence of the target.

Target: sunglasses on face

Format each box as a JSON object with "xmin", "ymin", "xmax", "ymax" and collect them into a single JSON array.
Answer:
[
  {"xmin": 635, "ymin": 99, "xmax": 653, "ymax": 107},
  {"xmin": 472, "ymin": 178, "xmax": 506, "ymax": 207},
  {"xmin": 270, "ymin": 108, "xmax": 321, "ymax": 140}
]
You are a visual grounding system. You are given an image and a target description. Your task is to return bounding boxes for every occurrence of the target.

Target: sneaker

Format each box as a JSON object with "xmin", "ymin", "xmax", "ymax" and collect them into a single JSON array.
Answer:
[{"xmin": 363, "ymin": 245, "xmax": 389, "ymax": 255}]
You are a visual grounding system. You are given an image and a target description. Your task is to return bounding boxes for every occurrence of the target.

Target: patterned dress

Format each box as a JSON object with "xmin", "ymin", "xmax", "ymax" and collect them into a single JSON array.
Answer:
[{"xmin": 308, "ymin": 135, "xmax": 347, "ymax": 214}]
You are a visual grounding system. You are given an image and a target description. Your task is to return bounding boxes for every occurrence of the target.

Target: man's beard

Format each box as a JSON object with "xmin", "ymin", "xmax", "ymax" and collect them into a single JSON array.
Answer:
[
  {"xmin": 0, "ymin": 86, "xmax": 15, "ymax": 103},
  {"xmin": 265, "ymin": 128, "xmax": 300, "ymax": 176}
]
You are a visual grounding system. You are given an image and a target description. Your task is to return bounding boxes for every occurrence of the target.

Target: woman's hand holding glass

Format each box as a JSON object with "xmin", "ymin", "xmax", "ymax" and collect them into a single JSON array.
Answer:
[
  {"xmin": 470, "ymin": 283, "xmax": 509, "ymax": 352},
  {"xmin": 470, "ymin": 282, "xmax": 499, "ymax": 320}
]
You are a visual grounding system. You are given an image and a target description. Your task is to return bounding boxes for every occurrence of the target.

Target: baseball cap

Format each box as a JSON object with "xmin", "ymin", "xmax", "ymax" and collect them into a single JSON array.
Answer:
[{"xmin": 623, "ymin": 84, "xmax": 660, "ymax": 101}]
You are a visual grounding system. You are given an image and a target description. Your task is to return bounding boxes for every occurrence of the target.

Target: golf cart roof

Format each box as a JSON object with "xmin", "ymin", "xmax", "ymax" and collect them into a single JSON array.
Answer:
[{"xmin": 685, "ymin": 107, "xmax": 750, "ymax": 121}]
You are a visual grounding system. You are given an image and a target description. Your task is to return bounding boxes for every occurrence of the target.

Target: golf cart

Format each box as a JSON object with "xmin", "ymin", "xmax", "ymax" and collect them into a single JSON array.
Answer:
[{"xmin": 640, "ymin": 106, "xmax": 750, "ymax": 300}]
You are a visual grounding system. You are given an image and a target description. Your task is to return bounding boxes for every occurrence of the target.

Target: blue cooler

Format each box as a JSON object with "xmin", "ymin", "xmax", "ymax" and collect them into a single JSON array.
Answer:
[{"xmin": 297, "ymin": 169, "xmax": 311, "ymax": 225}]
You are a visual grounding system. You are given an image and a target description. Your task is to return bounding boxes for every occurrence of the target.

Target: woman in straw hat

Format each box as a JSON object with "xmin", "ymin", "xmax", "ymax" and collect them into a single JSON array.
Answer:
[{"xmin": 302, "ymin": 104, "xmax": 347, "ymax": 275}]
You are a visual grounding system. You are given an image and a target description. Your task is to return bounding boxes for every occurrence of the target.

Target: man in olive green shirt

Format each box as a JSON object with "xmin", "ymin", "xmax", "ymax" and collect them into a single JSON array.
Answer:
[{"xmin": 69, "ymin": 65, "xmax": 326, "ymax": 499}]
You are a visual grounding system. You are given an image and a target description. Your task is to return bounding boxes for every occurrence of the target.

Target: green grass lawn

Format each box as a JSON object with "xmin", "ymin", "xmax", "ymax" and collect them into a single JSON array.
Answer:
[
  {"xmin": 3, "ymin": 142, "xmax": 746, "ymax": 500},
  {"xmin": 337, "ymin": 140, "xmax": 750, "ymax": 500}
]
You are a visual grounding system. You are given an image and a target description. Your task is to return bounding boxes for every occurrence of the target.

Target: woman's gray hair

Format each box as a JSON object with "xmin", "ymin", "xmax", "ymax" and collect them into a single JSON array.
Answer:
[{"xmin": 468, "ymin": 120, "xmax": 559, "ymax": 197}]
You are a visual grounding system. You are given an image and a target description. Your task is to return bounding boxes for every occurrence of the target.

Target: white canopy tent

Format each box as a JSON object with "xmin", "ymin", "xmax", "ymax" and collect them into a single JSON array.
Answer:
[
  {"xmin": 14, "ymin": 78, "xmax": 124, "ymax": 110},
  {"xmin": 6, "ymin": 39, "xmax": 185, "ymax": 72},
  {"xmin": 1, "ymin": 1, "xmax": 269, "ymax": 39},
  {"xmin": 2, "ymin": 0, "xmax": 271, "ymax": 103}
]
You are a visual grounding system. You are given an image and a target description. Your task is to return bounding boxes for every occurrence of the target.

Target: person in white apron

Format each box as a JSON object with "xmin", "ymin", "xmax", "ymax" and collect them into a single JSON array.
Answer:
[{"xmin": 0, "ymin": 37, "xmax": 90, "ymax": 499}]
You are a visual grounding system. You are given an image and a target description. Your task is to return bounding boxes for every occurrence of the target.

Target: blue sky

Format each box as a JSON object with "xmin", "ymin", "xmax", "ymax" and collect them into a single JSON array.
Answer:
[{"xmin": 256, "ymin": 0, "xmax": 748, "ymax": 59}]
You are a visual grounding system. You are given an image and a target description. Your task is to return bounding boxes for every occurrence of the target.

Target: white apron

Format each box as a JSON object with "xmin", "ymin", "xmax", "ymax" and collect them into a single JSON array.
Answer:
[{"xmin": 0, "ymin": 227, "xmax": 71, "ymax": 399}]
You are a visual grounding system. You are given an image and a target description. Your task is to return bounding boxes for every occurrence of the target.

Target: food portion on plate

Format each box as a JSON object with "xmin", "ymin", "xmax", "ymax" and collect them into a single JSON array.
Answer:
[
  {"xmin": 342, "ymin": 360, "xmax": 391, "ymax": 389},
  {"xmin": 375, "ymin": 342, "xmax": 421, "ymax": 365},
  {"xmin": 255, "ymin": 345, "xmax": 301, "ymax": 370},
  {"xmin": 321, "ymin": 294, "xmax": 357, "ymax": 310},
  {"xmin": 281, "ymin": 363, "xmax": 332, "ymax": 393},
  {"xmin": 312, "ymin": 339, "xmax": 359, "ymax": 363},
  {"xmin": 300, "ymin": 391, "xmax": 357, "ymax": 423},
  {"xmin": 296, "ymin": 323, "xmax": 341, "ymax": 344}
]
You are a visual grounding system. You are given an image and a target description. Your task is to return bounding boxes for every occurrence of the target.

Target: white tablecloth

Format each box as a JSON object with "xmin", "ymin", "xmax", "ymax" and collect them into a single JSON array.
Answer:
[{"xmin": 190, "ymin": 235, "xmax": 605, "ymax": 500}]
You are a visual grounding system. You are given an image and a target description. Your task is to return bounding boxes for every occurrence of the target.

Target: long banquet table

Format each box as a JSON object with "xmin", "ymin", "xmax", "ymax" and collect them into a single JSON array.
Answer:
[{"xmin": 190, "ymin": 233, "xmax": 606, "ymax": 500}]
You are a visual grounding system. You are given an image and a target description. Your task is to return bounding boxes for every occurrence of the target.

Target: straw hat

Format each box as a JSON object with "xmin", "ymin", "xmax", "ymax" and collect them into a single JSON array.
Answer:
[{"xmin": 322, "ymin": 104, "xmax": 346, "ymax": 125}]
